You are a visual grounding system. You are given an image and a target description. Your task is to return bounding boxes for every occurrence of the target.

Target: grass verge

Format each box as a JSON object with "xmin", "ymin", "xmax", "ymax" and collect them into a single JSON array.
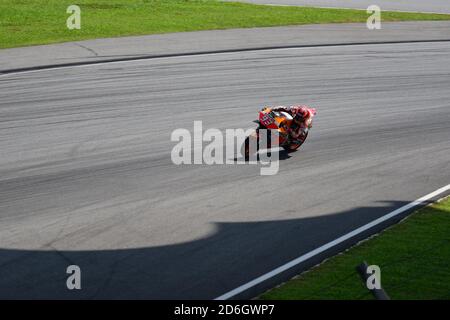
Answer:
[
  {"xmin": 259, "ymin": 196, "xmax": 450, "ymax": 300},
  {"xmin": 2, "ymin": 0, "xmax": 450, "ymax": 49}
]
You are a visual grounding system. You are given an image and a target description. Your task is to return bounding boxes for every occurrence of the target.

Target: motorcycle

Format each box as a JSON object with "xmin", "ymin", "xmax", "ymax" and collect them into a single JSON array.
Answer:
[{"xmin": 243, "ymin": 106, "xmax": 316, "ymax": 159}]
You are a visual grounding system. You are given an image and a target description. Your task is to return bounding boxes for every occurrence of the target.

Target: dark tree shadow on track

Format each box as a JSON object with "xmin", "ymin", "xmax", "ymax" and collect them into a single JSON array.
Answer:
[{"xmin": 0, "ymin": 200, "xmax": 436, "ymax": 299}]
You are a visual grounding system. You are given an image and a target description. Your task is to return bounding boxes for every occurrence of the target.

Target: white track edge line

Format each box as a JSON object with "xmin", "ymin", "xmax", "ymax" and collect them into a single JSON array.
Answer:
[{"xmin": 215, "ymin": 184, "xmax": 450, "ymax": 300}]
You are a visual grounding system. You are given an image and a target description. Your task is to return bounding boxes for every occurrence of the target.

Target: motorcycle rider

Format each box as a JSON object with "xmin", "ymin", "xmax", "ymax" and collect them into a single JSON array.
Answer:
[{"xmin": 264, "ymin": 105, "xmax": 314, "ymax": 142}]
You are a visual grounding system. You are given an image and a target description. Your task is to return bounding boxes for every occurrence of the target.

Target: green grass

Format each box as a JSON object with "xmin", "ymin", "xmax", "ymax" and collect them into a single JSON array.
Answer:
[
  {"xmin": 259, "ymin": 196, "xmax": 450, "ymax": 300},
  {"xmin": 1, "ymin": 0, "xmax": 450, "ymax": 49}
]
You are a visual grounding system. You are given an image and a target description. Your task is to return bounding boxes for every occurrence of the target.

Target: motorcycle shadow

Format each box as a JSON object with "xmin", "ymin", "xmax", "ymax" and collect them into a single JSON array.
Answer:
[{"xmin": 233, "ymin": 147, "xmax": 292, "ymax": 162}]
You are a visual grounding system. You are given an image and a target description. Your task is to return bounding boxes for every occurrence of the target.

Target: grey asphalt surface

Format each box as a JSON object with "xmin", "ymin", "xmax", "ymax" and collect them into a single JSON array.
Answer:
[
  {"xmin": 3, "ymin": 21, "xmax": 450, "ymax": 72},
  {"xmin": 0, "ymin": 41, "xmax": 450, "ymax": 299},
  {"xmin": 231, "ymin": 0, "xmax": 450, "ymax": 13}
]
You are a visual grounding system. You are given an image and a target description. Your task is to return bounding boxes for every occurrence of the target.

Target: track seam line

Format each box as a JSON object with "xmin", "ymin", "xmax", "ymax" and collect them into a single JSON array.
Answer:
[{"xmin": 2, "ymin": 39, "xmax": 450, "ymax": 76}]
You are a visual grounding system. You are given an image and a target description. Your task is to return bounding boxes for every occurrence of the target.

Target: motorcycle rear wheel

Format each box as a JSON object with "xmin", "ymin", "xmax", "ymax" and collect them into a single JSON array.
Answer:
[{"xmin": 243, "ymin": 128, "xmax": 262, "ymax": 161}]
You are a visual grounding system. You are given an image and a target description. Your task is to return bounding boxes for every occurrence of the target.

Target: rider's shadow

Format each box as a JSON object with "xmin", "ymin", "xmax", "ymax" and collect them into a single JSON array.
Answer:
[{"xmin": 233, "ymin": 147, "xmax": 292, "ymax": 162}]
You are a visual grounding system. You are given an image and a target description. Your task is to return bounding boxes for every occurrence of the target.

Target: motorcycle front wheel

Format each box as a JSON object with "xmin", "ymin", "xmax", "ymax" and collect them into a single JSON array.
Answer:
[{"xmin": 283, "ymin": 131, "xmax": 308, "ymax": 152}]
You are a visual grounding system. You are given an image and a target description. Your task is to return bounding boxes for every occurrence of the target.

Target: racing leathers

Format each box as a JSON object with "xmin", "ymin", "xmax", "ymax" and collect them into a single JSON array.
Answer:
[{"xmin": 268, "ymin": 105, "xmax": 313, "ymax": 142}]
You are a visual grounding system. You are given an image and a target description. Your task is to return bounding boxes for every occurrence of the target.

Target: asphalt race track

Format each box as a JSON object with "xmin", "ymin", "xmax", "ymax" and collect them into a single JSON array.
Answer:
[
  {"xmin": 0, "ymin": 42, "xmax": 449, "ymax": 299},
  {"xmin": 234, "ymin": 0, "xmax": 450, "ymax": 14}
]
